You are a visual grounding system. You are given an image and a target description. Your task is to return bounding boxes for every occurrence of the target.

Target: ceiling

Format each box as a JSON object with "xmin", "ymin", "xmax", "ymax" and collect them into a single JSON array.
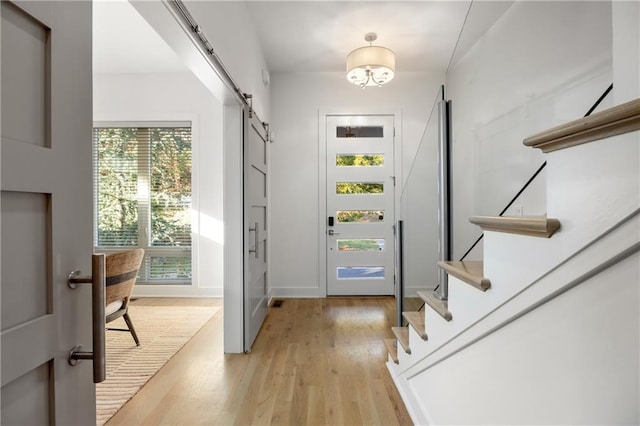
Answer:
[
  {"xmin": 93, "ymin": 0, "xmax": 188, "ymax": 73},
  {"xmin": 245, "ymin": 1, "xmax": 471, "ymax": 73},
  {"xmin": 93, "ymin": 1, "xmax": 512, "ymax": 75}
]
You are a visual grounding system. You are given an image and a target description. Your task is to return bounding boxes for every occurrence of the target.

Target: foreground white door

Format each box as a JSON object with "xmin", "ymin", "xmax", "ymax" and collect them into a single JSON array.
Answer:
[
  {"xmin": 1, "ymin": 1, "xmax": 95, "ymax": 424},
  {"xmin": 326, "ymin": 115, "xmax": 395, "ymax": 295},
  {"xmin": 244, "ymin": 110, "xmax": 269, "ymax": 351}
]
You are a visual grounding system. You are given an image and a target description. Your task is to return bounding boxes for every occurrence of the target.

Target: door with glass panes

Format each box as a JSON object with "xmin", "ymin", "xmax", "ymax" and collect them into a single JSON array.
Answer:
[{"xmin": 326, "ymin": 115, "xmax": 395, "ymax": 295}]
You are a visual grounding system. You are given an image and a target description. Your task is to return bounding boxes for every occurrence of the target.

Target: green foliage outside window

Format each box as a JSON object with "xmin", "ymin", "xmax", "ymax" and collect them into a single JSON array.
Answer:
[
  {"xmin": 336, "ymin": 154, "xmax": 384, "ymax": 166},
  {"xmin": 151, "ymin": 128, "xmax": 192, "ymax": 247},
  {"xmin": 337, "ymin": 210, "xmax": 384, "ymax": 223},
  {"xmin": 96, "ymin": 128, "xmax": 139, "ymax": 246},
  {"xmin": 336, "ymin": 182, "xmax": 384, "ymax": 194},
  {"xmin": 95, "ymin": 126, "xmax": 192, "ymax": 282}
]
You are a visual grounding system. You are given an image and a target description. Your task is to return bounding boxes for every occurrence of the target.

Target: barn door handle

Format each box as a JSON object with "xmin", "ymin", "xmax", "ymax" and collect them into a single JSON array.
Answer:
[
  {"xmin": 67, "ymin": 254, "xmax": 106, "ymax": 384},
  {"xmin": 249, "ymin": 222, "xmax": 259, "ymax": 258}
]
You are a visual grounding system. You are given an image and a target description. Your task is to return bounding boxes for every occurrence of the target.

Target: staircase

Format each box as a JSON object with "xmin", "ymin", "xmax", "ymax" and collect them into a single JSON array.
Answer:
[{"xmin": 386, "ymin": 98, "xmax": 640, "ymax": 425}]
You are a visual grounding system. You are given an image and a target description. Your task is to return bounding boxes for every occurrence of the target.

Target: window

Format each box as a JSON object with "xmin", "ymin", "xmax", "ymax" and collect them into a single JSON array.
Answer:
[{"xmin": 93, "ymin": 123, "xmax": 192, "ymax": 284}]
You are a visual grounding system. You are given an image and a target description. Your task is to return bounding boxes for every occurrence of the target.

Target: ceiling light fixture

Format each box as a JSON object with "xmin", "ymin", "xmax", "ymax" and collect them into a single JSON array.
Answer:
[{"xmin": 346, "ymin": 32, "xmax": 395, "ymax": 88}]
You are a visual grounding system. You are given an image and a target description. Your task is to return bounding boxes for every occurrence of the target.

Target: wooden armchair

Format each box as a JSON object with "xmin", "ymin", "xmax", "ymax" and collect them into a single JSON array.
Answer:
[{"xmin": 104, "ymin": 249, "xmax": 145, "ymax": 346}]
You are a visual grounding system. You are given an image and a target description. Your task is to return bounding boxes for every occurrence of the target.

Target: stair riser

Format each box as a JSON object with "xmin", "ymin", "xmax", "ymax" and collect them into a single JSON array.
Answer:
[
  {"xmin": 483, "ymin": 231, "xmax": 557, "ymax": 294},
  {"xmin": 546, "ymin": 133, "xmax": 639, "ymax": 257},
  {"xmin": 395, "ymin": 279, "xmax": 498, "ymax": 374},
  {"xmin": 406, "ymin": 322, "xmax": 432, "ymax": 361},
  {"xmin": 447, "ymin": 275, "xmax": 495, "ymax": 323},
  {"xmin": 394, "ymin": 310, "xmax": 445, "ymax": 375},
  {"xmin": 397, "ymin": 343, "xmax": 414, "ymax": 365}
]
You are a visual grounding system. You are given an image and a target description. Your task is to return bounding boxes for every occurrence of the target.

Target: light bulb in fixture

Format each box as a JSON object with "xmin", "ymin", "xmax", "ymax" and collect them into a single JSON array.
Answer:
[{"xmin": 346, "ymin": 33, "xmax": 395, "ymax": 88}]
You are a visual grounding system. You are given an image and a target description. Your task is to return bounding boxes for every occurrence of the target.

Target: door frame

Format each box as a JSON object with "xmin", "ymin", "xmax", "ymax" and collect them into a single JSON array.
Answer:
[{"xmin": 318, "ymin": 108, "xmax": 403, "ymax": 297}]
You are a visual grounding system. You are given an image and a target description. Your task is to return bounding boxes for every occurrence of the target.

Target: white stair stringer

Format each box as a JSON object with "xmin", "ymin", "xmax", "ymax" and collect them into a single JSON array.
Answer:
[{"xmin": 387, "ymin": 207, "xmax": 640, "ymax": 424}]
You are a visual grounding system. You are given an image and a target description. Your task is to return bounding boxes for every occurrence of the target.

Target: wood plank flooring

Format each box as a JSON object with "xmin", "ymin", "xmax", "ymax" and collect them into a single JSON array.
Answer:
[{"xmin": 106, "ymin": 297, "xmax": 412, "ymax": 426}]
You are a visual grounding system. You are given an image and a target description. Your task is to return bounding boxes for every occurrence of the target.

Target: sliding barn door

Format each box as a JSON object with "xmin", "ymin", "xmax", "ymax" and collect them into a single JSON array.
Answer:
[{"xmin": 243, "ymin": 110, "xmax": 269, "ymax": 351}]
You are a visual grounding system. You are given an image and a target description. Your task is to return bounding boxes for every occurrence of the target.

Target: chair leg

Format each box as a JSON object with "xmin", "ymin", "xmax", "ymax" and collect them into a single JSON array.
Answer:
[{"xmin": 123, "ymin": 312, "xmax": 140, "ymax": 346}]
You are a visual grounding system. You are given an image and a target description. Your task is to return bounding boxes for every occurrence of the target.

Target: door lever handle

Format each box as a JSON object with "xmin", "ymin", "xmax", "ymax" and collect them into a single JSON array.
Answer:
[
  {"xmin": 67, "ymin": 254, "xmax": 106, "ymax": 384},
  {"xmin": 328, "ymin": 229, "xmax": 340, "ymax": 236},
  {"xmin": 249, "ymin": 222, "xmax": 259, "ymax": 258}
]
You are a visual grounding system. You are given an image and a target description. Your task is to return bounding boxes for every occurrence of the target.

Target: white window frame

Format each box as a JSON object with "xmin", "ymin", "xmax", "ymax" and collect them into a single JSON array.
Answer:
[{"xmin": 93, "ymin": 121, "xmax": 193, "ymax": 285}]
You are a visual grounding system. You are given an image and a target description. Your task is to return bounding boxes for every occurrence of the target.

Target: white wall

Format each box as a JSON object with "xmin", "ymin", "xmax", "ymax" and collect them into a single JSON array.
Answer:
[
  {"xmin": 94, "ymin": 72, "xmax": 224, "ymax": 297},
  {"xmin": 446, "ymin": 1, "xmax": 613, "ymax": 260},
  {"xmin": 269, "ymin": 72, "xmax": 443, "ymax": 297},
  {"xmin": 181, "ymin": 0, "xmax": 270, "ymax": 122}
]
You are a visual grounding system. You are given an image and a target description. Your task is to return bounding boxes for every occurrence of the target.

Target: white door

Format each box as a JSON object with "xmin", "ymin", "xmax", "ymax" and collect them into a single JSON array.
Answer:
[
  {"xmin": 1, "ymin": 1, "xmax": 95, "ymax": 424},
  {"xmin": 326, "ymin": 115, "xmax": 395, "ymax": 295},
  {"xmin": 244, "ymin": 110, "xmax": 269, "ymax": 351}
]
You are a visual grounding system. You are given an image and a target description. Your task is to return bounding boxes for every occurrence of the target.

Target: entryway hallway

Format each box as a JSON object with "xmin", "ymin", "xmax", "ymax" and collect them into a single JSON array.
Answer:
[{"xmin": 106, "ymin": 298, "xmax": 412, "ymax": 425}]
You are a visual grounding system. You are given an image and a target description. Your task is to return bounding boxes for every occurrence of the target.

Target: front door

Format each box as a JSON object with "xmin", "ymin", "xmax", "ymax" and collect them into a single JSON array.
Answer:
[
  {"xmin": 244, "ymin": 110, "xmax": 269, "ymax": 351},
  {"xmin": 326, "ymin": 115, "xmax": 395, "ymax": 295},
  {"xmin": 1, "ymin": 1, "xmax": 94, "ymax": 424}
]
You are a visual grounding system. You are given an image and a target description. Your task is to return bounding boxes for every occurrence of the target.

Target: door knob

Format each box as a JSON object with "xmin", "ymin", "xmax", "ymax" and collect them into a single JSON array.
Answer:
[{"xmin": 328, "ymin": 229, "xmax": 340, "ymax": 236}]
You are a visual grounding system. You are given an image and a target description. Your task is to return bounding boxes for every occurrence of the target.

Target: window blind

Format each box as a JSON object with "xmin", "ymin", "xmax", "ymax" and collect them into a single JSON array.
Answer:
[{"xmin": 93, "ymin": 125, "xmax": 192, "ymax": 284}]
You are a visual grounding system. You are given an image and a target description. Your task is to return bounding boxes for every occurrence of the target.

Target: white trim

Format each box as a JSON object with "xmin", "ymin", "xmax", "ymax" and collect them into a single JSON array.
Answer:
[
  {"xmin": 386, "ymin": 363, "xmax": 433, "ymax": 426},
  {"xmin": 132, "ymin": 286, "xmax": 222, "ymax": 298},
  {"xmin": 93, "ymin": 120, "xmax": 191, "ymax": 128},
  {"xmin": 318, "ymin": 108, "xmax": 403, "ymax": 297},
  {"xmin": 268, "ymin": 287, "xmax": 326, "ymax": 298},
  {"xmin": 223, "ymin": 104, "xmax": 244, "ymax": 354}
]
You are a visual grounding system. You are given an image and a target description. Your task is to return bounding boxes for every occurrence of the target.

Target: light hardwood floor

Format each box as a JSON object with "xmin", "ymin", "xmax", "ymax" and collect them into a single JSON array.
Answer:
[{"xmin": 106, "ymin": 297, "xmax": 412, "ymax": 426}]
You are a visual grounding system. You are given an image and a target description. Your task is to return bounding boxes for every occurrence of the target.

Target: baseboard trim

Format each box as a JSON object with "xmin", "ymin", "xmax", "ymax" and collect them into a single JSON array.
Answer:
[
  {"xmin": 268, "ymin": 287, "xmax": 326, "ymax": 298},
  {"xmin": 132, "ymin": 286, "xmax": 223, "ymax": 298},
  {"xmin": 386, "ymin": 363, "xmax": 432, "ymax": 425}
]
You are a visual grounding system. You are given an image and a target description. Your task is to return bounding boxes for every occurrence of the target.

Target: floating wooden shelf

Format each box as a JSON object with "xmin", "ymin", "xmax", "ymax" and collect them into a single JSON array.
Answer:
[
  {"xmin": 391, "ymin": 327, "xmax": 411, "ymax": 354},
  {"xmin": 469, "ymin": 215, "xmax": 561, "ymax": 238},
  {"xmin": 523, "ymin": 98, "xmax": 640, "ymax": 153},
  {"xmin": 437, "ymin": 261, "xmax": 491, "ymax": 292},
  {"xmin": 402, "ymin": 311, "xmax": 428, "ymax": 340},
  {"xmin": 384, "ymin": 339, "xmax": 399, "ymax": 364},
  {"xmin": 417, "ymin": 290, "xmax": 452, "ymax": 321}
]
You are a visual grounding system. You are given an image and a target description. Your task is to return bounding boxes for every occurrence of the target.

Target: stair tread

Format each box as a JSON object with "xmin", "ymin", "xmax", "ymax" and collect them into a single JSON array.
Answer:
[
  {"xmin": 417, "ymin": 291, "xmax": 453, "ymax": 321},
  {"xmin": 391, "ymin": 327, "xmax": 411, "ymax": 354},
  {"xmin": 469, "ymin": 215, "xmax": 560, "ymax": 238},
  {"xmin": 523, "ymin": 98, "xmax": 640, "ymax": 153},
  {"xmin": 384, "ymin": 339, "xmax": 399, "ymax": 364},
  {"xmin": 438, "ymin": 260, "xmax": 491, "ymax": 291},
  {"xmin": 402, "ymin": 311, "xmax": 428, "ymax": 340}
]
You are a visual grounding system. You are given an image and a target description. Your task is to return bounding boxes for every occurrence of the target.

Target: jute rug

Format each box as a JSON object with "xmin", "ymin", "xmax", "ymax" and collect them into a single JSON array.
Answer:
[{"xmin": 96, "ymin": 305, "xmax": 220, "ymax": 426}]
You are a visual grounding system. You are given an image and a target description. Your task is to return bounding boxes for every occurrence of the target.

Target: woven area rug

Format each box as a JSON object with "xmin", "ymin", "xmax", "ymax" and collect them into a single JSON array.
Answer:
[{"xmin": 96, "ymin": 305, "xmax": 220, "ymax": 426}]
